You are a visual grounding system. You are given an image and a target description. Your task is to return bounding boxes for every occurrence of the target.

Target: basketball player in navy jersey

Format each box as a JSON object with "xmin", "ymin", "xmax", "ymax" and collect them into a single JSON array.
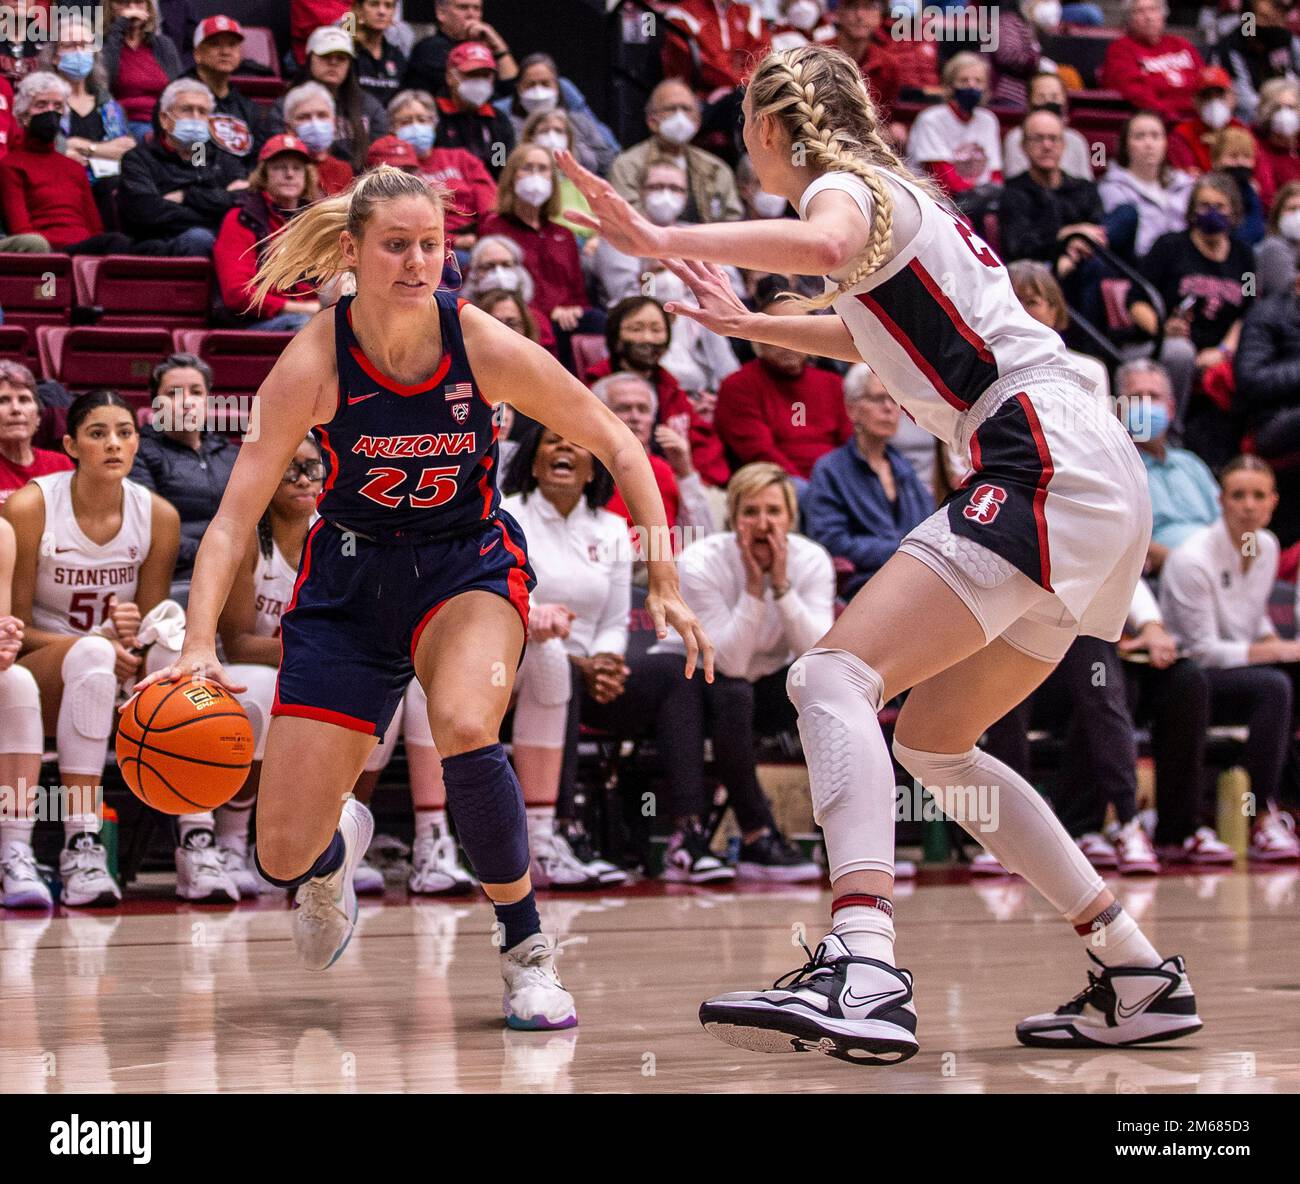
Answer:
[
  {"xmin": 560, "ymin": 44, "xmax": 1203, "ymax": 1062},
  {"xmin": 136, "ymin": 166, "xmax": 712, "ymax": 1031}
]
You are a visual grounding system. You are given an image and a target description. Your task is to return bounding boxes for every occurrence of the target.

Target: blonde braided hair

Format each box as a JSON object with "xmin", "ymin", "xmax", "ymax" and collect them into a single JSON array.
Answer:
[{"xmin": 748, "ymin": 45, "xmax": 943, "ymax": 310}]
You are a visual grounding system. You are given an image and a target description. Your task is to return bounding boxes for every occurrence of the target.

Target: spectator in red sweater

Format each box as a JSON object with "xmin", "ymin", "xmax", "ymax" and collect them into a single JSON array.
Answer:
[
  {"xmin": 715, "ymin": 296, "xmax": 851, "ymax": 490},
  {"xmin": 0, "ymin": 361, "xmax": 72, "ymax": 506},
  {"xmin": 213, "ymin": 134, "xmax": 322, "ymax": 331},
  {"xmin": 480, "ymin": 142, "xmax": 602, "ymax": 368},
  {"xmin": 768, "ymin": 0, "xmax": 838, "ymax": 56},
  {"xmin": 1253, "ymin": 77, "xmax": 1300, "ymax": 206},
  {"xmin": 290, "ymin": 0, "xmax": 349, "ymax": 68},
  {"xmin": 1169, "ymin": 67, "xmax": 1252, "ymax": 175},
  {"xmin": 0, "ymin": 73, "xmax": 131, "ymax": 254},
  {"xmin": 281, "ymin": 81, "xmax": 355, "ymax": 196},
  {"xmin": 587, "ymin": 295, "xmax": 731, "ymax": 488},
  {"xmin": 0, "ymin": 77, "xmax": 13, "ymax": 162},
  {"xmin": 832, "ymin": 0, "xmax": 901, "ymax": 111},
  {"xmin": 103, "ymin": 0, "xmax": 182, "ymax": 141},
  {"xmin": 1100, "ymin": 0, "xmax": 1206, "ymax": 123},
  {"xmin": 387, "ymin": 87, "xmax": 496, "ymax": 252},
  {"xmin": 660, "ymin": 0, "xmax": 769, "ymax": 99}
]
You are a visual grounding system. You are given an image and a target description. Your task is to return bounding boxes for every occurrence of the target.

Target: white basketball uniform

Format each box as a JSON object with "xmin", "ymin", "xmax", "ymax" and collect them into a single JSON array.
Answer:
[
  {"xmin": 800, "ymin": 170, "xmax": 1152, "ymax": 661},
  {"xmin": 31, "ymin": 470, "xmax": 152, "ymax": 637}
]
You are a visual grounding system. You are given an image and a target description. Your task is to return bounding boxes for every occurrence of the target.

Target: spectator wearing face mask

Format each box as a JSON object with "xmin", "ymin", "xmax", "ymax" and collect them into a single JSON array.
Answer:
[
  {"xmin": 769, "ymin": 0, "xmax": 838, "ymax": 55},
  {"xmin": 498, "ymin": 53, "xmax": 618, "ymax": 177},
  {"xmin": 520, "ymin": 109, "xmax": 595, "ymax": 244},
  {"xmin": 1211, "ymin": 125, "xmax": 1267, "ymax": 246},
  {"xmin": 180, "ymin": 15, "xmax": 264, "ymax": 158},
  {"xmin": 1003, "ymin": 72, "xmax": 1094, "ymax": 181},
  {"xmin": 1100, "ymin": 0, "xmax": 1206, "ymax": 124},
  {"xmin": 1210, "ymin": 0, "xmax": 1300, "ymax": 126},
  {"xmin": 736, "ymin": 153, "xmax": 793, "ymax": 221},
  {"xmin": 387, "ymin": 88, "xmax": 495, "ymax": 252},
  {"xmin": 610, "ymin": 80, "xmax": 743, "ymax": 224},
  {"xmin": 1255, "ymin": 180, "xmax": 1300, "ymax": 298},
  {"xmin": 1253, "ymin": 77, "xmax": 1300, "ymax": 206},
  {"xmin": 403, "ymin": 0, "xmax": 519, "ymax": 99},
  {"xmin": 279, "ymin": 82, "xmax": 354, "ymax": 197},
  {"xmin": 906, "ymin": 53, "xmax": 1003, "ymax": 196},
  {"xmin": 1235, "ymin": 249, "xmax": 1300, "ymax": 460},
  {"xmin": 1169, "ymin": 67, "xmax": 1251, "ymax": 175},
  {"xmin": 434, "ymin": 40, "xmax": 515, "ymax": 178},
  {"xmin": 714, "ymin": 295, "xmax": 851, "ymax": 494},
  {"xmin": 461, "ymin": 233, "xmax": 556, "ymax": 351}
]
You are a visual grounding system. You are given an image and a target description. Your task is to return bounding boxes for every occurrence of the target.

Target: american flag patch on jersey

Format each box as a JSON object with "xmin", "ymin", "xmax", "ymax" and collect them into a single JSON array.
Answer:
[{"xmin": 445, "ymin": 383, "xmax": 473, "ymax": 401}]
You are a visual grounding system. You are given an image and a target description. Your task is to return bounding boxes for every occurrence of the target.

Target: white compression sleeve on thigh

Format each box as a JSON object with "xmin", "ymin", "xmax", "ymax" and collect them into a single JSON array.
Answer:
[
  {"xmin": 364, "ymin": 693, "xmax": 404, "ymax": 773},
  {"xmin": 229, "ymin": 664, "xmax": 278, "ymax": 761},
  {"xmin": 891, "ymin": 740, "xmax": 1104, "ymax": 918},
  {"xmin": 402, "ymin": 679, "xmax": 435, "ymax": 748},
  {"xmin": 57, "ymin": 637, "xmax": 118, "ymax": 776},
  {"xmin": 510, "ymin": 638, "xmax": 572, "ymax": 749},
  {"xmin": 0, "ymin": 664, "xmax": 44, "ymax": 755},
  {"xmin": 787, "ymin": 648, "xmax": 897, "ymax": 881}
]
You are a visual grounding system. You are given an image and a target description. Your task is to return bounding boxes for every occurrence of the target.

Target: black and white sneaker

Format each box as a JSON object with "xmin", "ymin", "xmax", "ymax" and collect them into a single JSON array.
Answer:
[
  {"xmin": 661, "ymin": 825, "xmax": 735, "ymax": 884},
  {"xmin": 560, "ymin": 821, "xmax": 629, "ymax": 887},
  {"xmin": 699, "ymin": 933, "xmax": 919, "ymax": 1065},
  {"xmin": 736, "ymin": 831, "xmax": 823, "ymax": 883},
  {"xmin": 1016, "ymin": 951, "xmax": 1202, "ymax": 1048}
]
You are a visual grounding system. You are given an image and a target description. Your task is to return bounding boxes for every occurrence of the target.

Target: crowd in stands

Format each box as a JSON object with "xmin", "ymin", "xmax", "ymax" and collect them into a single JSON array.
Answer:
[{"xmin": 3, "ymin": 0, "xmax": 1300, "ymax": 911}]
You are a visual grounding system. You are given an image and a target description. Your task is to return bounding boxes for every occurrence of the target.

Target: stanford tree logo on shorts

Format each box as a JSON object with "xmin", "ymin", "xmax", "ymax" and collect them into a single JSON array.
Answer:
[{"xmin": 963, "ymin": 483, "xmax": 1006, "ymax": 525}]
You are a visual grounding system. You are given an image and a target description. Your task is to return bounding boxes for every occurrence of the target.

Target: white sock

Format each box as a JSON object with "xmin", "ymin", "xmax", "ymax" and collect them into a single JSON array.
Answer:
[
  {"xmin": 215, "ymin": 801, "xmax": 253, "ymax": 845},
  {"xmin": 178, "ymin": 813, "xmax": 215, "ymax": 846},
  {"xmin": 525, "ymin": 805, "xmax": 554, "ymax": 835},
  {"xmin": 1079, "ymin": 903, "xmax": 1162, "ymax": 968},
  {"xmin": 831, "ymin": 898, "xmax": 896, "ymax": 962},
  {"xmin": 0, "ymin": 819, "xmax": 36, "ymax": 852},
  {"xmin": 415, "ymin": 808, "xmax": 446, "ymax": 844},
  {"xmin": 65, "ymin": 812, "xmax": 101, "ymax": 842}
]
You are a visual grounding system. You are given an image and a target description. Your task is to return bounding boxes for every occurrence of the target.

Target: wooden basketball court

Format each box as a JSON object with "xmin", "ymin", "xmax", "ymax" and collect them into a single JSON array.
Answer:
[{"xmin": 2, "ymin": 869, "xmax": 1297, "ymax": 1094}]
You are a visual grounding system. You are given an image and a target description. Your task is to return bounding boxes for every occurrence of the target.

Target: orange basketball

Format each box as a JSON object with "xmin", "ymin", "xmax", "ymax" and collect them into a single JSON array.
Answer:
[{"xmin": 115, "ymin": 679, "xmax": 254, "ymax": 814}]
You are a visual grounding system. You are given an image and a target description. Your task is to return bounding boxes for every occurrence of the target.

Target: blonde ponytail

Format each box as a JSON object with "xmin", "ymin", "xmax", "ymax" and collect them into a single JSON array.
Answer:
[
  {"xmin": 748, "ymin": 45, "xmax": 944, "ymax": 311},
  {"xmin": 248, "ymin": 165, "xmax": 451, "ymax": 312}
]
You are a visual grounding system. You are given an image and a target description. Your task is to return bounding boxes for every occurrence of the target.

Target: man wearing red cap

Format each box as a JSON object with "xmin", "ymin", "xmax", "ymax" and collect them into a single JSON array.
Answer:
[
  {"xmin": 404, "ymin": 0, "xmax": 518, "ymax": 100},
  {"xmin": 181, "ymin": 15, "xmax": 265, "ymax": 156},
  {"xmin": 435, "ymin": 41, "xmax": 515, "ymax": 178},
  {"xmin": 1100, "ymin": 0, "xmax": 1206, "ymax": 123},
  {"xmin": 213, "ymin": 133, "xmax": 322, "ymax": 330},
  {"xmin": 1168, "ymin": 67, "xmax": 1252, "ymax": 174}
]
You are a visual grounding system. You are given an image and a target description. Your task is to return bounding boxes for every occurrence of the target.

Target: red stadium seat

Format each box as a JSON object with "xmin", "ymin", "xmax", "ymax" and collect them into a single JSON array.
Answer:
[
  {"xmin": 1100, "ymin": 278, "xmax": 1134, "ymax": 332},
  {"xmin": 36, "ymin": 325, "xmax": 172, "ymax": 418},
  {"xmin": 73, "ymin": 255, "xmax": 212, "ymax": 328},
  {"xmin": 0, "ymin": 325, "xmax": 33, "ymax": 366},
  {"xmin": 238, "ymin": 25, "xmax": 280, "ymax": 75},
  {"xmin": 0, "ymin": 253, "xmax": 73, "ymax": 332},
  {"xmin": 229, "ymin": 74, "xmax": 286, "ymax": 101},
  {"xmin": 570, "ymin": 333, "xmax": 609, "ymax": 385},
  {"xmin": 172, "ymin": 329, "xmax": 293, "ymax": 403}
]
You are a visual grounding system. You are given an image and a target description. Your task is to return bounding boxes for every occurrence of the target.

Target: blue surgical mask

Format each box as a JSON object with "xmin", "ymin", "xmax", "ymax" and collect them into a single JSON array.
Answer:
[
  {"xmin": 57, "ymin": 50, "xmax": 94, "ymax": 80},
  {"xmin": 1126, "ymin": 401, "xmax": 1170, "ymax": 441},
  {"xmin": 953, "ymin": 87, "xmax": 982, "ymax": 114},
  {"xmin": 171, "ymin": 117, "xmax": 210, "ymax": 146},
  {"xmin": 395, "ymin": 122, "xmax": 434, "ymax": 155},
  {"xmin": 294, "ymin": 118, "xmax": 335, "ymax": 153},
  {"xmin": 1194, "ymin": 208, "xmax": 1231, "ymax": 235}
]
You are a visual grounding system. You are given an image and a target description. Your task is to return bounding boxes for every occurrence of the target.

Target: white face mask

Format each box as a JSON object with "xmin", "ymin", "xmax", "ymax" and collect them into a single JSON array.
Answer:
[
  {"xmin": 651, "ymin": 269, "xmax": 687, "ymax": 304},
  {"xmin": 752, "ymin": 190, "xmax": 788, "ymax": 218},
  {"xmin": 643, "ymin": 186, "xmax": 687, "ymax": 226},
  {"xmin": 457, "ymin": 76, "xmax": 494, "ymax": 108},
  {"xmin": 520, "ymin": 86, "xmax": 558, "ymax": 114},
  {"xmin": 514, "ymin": 172, "xmax": 553, "ymax": 207},
  {"xmin": 786, "ymin": 0, "xmax": 822, "ymax": 32},
  {"xmin": 1031, "ymin": 0, "xmax": 1062, "ymax": 28},
  {"xmin": 1280, "ymin": 209, "xmax": 1300, "ymax": 242},
  {"xmin": 656, "ymin": 110, "xmax": 698, "ymax": 146},
  {"xmin": 1200, "ymin": 98, "xmax": 1232, "ymax": 130},
  {"xmin": 534, "ymin": 129, "xmax": 568, "ymax": 154},
  {"xmin": 480, "ymin": 265, "xmax": 520, "ymax": 291},
  {"xmin": 1272, "ymin": 106, "xmax": 1300, "ymax": 138}
]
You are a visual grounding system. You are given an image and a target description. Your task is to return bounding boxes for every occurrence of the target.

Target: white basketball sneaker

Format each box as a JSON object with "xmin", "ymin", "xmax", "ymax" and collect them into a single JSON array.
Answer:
[
  {"xmin": 175, "ymin": 829, "xmax": 240, "ymax": 904},
  {"xmin": 409, "ymin": 832, "xmax": 476, "ymax": 896},
  {"xmin": 216, "ymin": 836, "xmax": 261, "ymax": 897},
  {"xmin": 292, "ymin": 798, "xmax": 374, "ymax": 971},
  {"xmin": 1016, "ymin": 951, "xmax": 1202, "ymax": 1047},
  {"xmin": 530, "ymin": 827, "xmax": 603, "ymax": 890},
  {"xmin": 501, "ymin": 933, "xmax": 578, "ymax": 1030},
  {"xmin": 699, "ymin": 933, "xmax": 919, "ymax": 1065},
  {"xmin": 2, "ymin": 843, "xmax": 52, "ymax": 909},
  {"xmin": 352, "ymin": 853, "xmax": 386, "ymax": 896},
  {"xmin": 58, "ymin": 830, "xmax": 121, "ymax": 907}
]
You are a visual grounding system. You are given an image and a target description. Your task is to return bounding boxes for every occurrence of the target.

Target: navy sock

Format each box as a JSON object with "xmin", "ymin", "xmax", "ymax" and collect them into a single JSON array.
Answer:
[
  {"xmin": 494, "ymin": 890, "xmax": 541, "ymax": 951},
  {"xmin": 255, "ymin": 830, "xmax": 344, "ymax": 889}
]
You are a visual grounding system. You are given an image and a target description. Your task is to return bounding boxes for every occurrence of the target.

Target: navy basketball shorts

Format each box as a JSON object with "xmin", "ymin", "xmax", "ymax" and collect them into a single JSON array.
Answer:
[{"xmin": 272, "ymin": 512, "xmax": 535, "ymax": 740}]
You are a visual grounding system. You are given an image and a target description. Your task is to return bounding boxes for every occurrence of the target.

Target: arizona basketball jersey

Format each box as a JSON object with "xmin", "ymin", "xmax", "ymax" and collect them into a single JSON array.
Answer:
[
  {"xmin": 799, "ymin": 170, "xmax": 1070, "ymax": 448},
  {"xmin": 253, "ymin": 538, "xmax": 298, "ymax": 638},
  {"xmin": 315, "ymin": 291, "xmax": 499, "ymax": 536},
  {"xmin": 31, "ymin": 469, "xmax": 152, "ymax": 636}
]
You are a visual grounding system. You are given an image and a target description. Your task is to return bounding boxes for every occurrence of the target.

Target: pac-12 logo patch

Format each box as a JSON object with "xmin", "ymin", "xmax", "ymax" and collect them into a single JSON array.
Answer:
[
  {"xmin": 450, "ymin": 401, "xmax": 469, "ymax": 424},
  {"xmin": 963, "ymin": 483, "xmax": 1006, "ymax": 524}
]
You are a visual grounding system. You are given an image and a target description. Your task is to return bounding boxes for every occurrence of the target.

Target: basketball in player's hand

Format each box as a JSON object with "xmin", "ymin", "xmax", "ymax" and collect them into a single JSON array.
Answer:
[{"xmin": 116, "ymin": 679, "xmax": 254, "ymax": 814}]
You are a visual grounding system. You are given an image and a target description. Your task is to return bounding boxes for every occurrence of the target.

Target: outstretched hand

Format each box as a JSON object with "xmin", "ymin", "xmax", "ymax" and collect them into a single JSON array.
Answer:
[
  {"xmin": 556, "ymin": 149, "xmax": 667, "ymax": 259},
  {"xmin": 659, "ymin": 258, "xmax": 753, "ymax": 338},
  {"xmin": 645, "ymin": 581, "xmax": 714, "ymax": 683}
]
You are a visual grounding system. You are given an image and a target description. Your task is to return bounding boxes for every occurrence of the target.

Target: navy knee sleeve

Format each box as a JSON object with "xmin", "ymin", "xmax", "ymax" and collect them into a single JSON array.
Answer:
[
  {"xmin": 254, "ymin": 830, "xmax": 344, "ymax": 889},
  {"xmin": 442, "ymin": 743, "xmax": 530, "ymax": 884}
]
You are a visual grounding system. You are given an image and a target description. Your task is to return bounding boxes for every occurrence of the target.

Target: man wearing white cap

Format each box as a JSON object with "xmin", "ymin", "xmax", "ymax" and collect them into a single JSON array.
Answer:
[{"xmin": 181, "ymin": 15, "xmax": 265, "ymax": 156}]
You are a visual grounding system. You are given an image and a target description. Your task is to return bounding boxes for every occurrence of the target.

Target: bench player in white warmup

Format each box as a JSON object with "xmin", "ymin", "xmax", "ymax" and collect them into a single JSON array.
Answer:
[{"xmin": 560, "ymin": 44, "xmax": 1203, "ymax": 1063}]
